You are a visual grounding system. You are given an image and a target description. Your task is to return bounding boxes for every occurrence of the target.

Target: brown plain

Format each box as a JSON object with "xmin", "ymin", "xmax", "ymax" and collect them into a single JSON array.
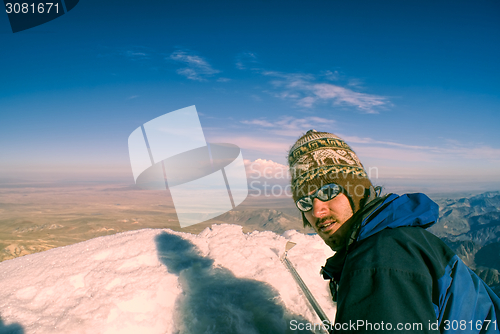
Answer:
[{"xmin": 0, "ymin": 182, "xmax": 304, "ymax": 262}]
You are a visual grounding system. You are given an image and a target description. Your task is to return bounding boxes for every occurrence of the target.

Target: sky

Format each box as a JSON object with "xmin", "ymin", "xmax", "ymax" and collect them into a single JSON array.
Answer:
[{"xmin": 1, "ymin": 0, "xmax": 500, "ymax": 192}]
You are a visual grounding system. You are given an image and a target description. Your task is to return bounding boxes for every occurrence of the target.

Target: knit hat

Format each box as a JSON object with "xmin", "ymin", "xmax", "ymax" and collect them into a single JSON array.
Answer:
[{"xmin": 288, "ymin": 130, "xmax": 372, "ymax": 214}]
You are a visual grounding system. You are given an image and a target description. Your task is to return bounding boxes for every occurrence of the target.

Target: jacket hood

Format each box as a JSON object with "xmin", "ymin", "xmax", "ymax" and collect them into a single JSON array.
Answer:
[{"xmin": 356, "ymin": 193, "xmax": 439, "ymax": 242}]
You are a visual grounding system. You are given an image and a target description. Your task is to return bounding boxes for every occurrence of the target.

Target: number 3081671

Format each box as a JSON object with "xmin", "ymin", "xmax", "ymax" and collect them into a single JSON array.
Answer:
[{"xmin": 5, "ymin": 3, "xmax": 59, "ymax": 14}]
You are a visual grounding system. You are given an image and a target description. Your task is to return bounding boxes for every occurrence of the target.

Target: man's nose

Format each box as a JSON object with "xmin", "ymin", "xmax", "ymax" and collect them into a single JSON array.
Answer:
[{"xmin": 312, "ymin": 198, "xmax": 328, "ymax": 218}]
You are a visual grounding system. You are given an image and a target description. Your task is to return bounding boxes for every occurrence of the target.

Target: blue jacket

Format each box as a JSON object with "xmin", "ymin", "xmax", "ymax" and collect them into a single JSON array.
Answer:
[{"xmin": 322, "ymin": 193, "xmax": 500, "ymax": 333}]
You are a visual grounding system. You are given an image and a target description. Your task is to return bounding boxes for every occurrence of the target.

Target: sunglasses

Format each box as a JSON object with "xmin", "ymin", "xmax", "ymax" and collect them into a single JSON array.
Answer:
[{"xmin": 295, "ymin": 183, "xmax": 342, "ymax": 212}]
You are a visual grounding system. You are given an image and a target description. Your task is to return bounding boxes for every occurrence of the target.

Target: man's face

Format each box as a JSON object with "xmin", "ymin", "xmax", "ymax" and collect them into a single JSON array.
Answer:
[{"xmin": 303, "ymin": 193, "xmax": 354, "ymax": 251}]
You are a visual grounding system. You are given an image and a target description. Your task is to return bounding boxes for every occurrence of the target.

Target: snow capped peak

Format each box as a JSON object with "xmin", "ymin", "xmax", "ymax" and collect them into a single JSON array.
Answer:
[{"xmin": 0, "ymin": 225, "xmax": 335, "ymax": 334}]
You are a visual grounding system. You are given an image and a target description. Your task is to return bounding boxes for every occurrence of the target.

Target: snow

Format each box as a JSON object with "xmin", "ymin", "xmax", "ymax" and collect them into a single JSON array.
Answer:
[{"xmin": 0, "ymin": 224, "xmax": 336, "ymax": 334}]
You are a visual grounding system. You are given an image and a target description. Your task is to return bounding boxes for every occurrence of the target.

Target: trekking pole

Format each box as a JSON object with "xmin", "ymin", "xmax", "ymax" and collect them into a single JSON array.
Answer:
[{"xmin": 281, "ymin": 241, "xmax": 332, "ymax": 334}]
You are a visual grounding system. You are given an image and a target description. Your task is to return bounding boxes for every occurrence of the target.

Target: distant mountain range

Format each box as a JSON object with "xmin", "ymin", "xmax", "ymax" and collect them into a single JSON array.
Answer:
[
  {"xmin": 214, "ymin": 208, "xmax": 306, "ymax": 234},
  {"xmin": 429, "ymin": 191, "xmax": 500, "ymax": 295},
  {"xmin": 430, "ymin": 191, "xmax": 500, "ymax": 244}
]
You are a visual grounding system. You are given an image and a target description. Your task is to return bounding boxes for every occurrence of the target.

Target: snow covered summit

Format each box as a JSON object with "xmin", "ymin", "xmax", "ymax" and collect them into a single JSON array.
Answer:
[{"xmin": 0, "ymin": 224, "xmax": 335, "ymax": 334}]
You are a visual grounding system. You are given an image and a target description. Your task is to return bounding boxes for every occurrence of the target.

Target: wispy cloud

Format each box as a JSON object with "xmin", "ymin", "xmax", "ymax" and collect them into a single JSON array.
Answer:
[
  {"xmin": 169, "ymin": 50, "xmax": 220, "ymax": 81},
  {"xmin": 354, "ymin": 145, "xmax": 437, "ymax": 163},
  {"xmin": 438, "ymin": 143, "xmax": 500, "ymax": 162},
  {"xmin": 235, "ymin": 52, "xmax": 259, "ymax": 70},
  {"xmin": 338, "ymin": 134, "xmax": 437, "ymax": 151},
  {"xmin": 210, "ymin": 119, "xmax": 500, "ymax": 180},
  {"xmin": 233, "ymin": 115, "xmax": 500, "ymax": 165},
  {"xmin": 320, "ymin": 70, "xmax": 341, "ymax": 81},
  {"xmin": 124, "ymin": 51, "xmax": 148, "ymax": 58},
  {"xmin": 121, "ymin": 48, "xmax": 151, "ymax": 61},
  {"xmin": 241, "ymin": 119, "xmax": 274, "ymax": 127},
  {"xmin": 232, "ymin": 53, "xmax": 388, "ymax": 113},
  {"xmin": 241, "ymin": 116, "xmax": 335, "ymax": 137},
  {"xmin": 209, "ymin": 135, "xmax": 291, "ymax": 156},
  {"xmin": 344, "ymin": 135, "xmax": 500, "ymax": 168},
  {"xmin": 262, "ymin": 71, "xmax": 388, "ymax": 113}
]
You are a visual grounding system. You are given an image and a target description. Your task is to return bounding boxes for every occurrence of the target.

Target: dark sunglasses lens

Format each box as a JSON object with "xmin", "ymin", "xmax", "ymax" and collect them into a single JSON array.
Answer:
[
  {"xmin": 297, "ymin": 197, "xmax": 313, "ymax": 211},
  {"xmin": 316, "ymin": 188, "xmax": 329, "ymax": 201},
  {"xmin": 330, "ymin": 183, "xmax": 340, "ymax": 195},
  {"xmin": 318, "ymin": 184, "xmax": 340, "ymax": 201},
  {"xmin": 296, "ymin": 184, "xmax": 340, "ymax": 212}
]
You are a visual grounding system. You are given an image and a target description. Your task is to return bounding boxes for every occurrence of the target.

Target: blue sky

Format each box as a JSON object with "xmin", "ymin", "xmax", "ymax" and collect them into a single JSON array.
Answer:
[{"xmin": 1, "ymin": 0, "xmax": 499, "ymax": 191}]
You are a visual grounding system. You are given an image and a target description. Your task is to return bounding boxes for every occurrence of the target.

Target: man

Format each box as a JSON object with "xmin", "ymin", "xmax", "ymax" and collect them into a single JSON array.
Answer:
[{"xmin": 288, "ymin": 130, "xmax": 500, "ymax": 333}]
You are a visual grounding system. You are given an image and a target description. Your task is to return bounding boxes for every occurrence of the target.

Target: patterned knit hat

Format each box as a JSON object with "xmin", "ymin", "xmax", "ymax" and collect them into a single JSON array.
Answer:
[{"xmin": 288, "ymin": 130, "xmax": 372, "ymax": 213}]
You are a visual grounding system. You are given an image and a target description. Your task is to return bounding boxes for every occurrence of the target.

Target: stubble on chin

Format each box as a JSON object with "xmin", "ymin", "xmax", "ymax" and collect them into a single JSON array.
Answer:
[
  {"xmin": 325, "ymin": 235, "xmax": 345, "ymax": 252},
  {"xmin": 322, "ymin": 216, "xmax": 354, "ymax": 252}
]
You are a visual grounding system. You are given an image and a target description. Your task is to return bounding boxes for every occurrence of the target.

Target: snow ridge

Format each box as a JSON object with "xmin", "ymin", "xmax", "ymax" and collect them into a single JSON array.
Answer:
[{"xmin": 0, "ymin": 224, "xmax": 335, "ymax": 334}]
